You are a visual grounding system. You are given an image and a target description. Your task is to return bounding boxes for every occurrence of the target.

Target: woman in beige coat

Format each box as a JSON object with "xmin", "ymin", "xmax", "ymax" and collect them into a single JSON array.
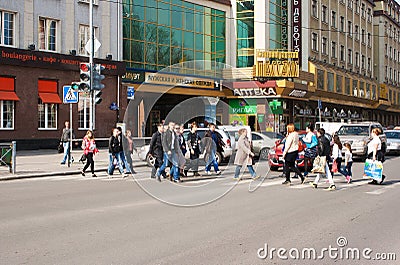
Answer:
[{"xmin": 233, "ymin": 128, "xmax": 259, "ymax": 180}]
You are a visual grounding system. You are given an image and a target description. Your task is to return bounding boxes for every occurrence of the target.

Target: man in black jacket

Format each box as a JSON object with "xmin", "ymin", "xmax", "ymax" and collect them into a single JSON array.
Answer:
[
  {"xmin": 204, "ymin": 123, "xmax": 223, "ymax": 175},
  {"xmin": 149, "ymin": 123, "xmax": 165, "ymax": 180},
  {"xmin": 310, "ymin": 128, "xmax": 336, "ymax": 190}
]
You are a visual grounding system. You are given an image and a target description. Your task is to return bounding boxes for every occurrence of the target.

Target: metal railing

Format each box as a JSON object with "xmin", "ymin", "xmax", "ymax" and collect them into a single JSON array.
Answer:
[{"xmin": 0, "ymin": 141, "xmax": 16, "ymax": 174}]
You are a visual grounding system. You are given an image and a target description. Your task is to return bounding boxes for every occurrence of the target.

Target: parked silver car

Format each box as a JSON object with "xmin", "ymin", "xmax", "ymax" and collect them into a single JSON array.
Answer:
[
  {"xmin": 336, "ymin": 122, "xmax": 387, "ymax": 158},
  {"xmin": 251, "ymin": 131, "xmax": 284, "ymax": 160},
  {"xmin": 384, "ymin": 130, "xmax": 400, "ymax": 155}
]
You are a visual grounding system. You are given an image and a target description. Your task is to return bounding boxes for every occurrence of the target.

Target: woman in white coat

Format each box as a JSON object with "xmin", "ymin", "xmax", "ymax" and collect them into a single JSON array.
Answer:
[{"xmin": 233, "ymin": 128, "xmax": 260, "ymax": 180}]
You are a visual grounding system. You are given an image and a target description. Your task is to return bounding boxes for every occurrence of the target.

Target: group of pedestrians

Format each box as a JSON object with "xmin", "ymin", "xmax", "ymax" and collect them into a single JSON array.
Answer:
[{"xmin": 149, "ymin": 122, "xmax": 225, "ymax": 182}]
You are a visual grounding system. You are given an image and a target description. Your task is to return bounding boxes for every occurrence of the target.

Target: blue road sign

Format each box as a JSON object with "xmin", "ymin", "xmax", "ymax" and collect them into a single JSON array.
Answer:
[
  {"xmin": 63, "ymin": 85, "xmax": 79, "ymax": 104},
  {"xmin": 318, "ymin": 99, "xmax": 322, "ymax": 109},
  {"xmin": 127, "ymin": 86, "xmax": 135, "ymax": 99}
]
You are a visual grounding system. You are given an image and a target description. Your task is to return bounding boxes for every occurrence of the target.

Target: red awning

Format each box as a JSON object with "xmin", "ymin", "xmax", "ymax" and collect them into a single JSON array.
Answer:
[
  {"xmin": 39, "ymin": 92, "xmax": 62, "ymax": 104},
  {"xmin": 0, "ymin": 91, "xmax": 20, "ymax": 101}
]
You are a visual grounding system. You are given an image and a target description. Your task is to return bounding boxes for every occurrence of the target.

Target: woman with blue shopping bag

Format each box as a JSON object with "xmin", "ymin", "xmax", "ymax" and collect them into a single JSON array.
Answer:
[{"xmin": 365, "ymin": 128, "xmax": 386, "ymax": 185}]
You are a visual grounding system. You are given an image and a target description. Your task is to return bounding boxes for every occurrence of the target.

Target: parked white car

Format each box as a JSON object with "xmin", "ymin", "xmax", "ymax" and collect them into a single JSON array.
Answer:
[
  {"xmin": 251, "ymin": 131, "xmax": 284, "ymax": 160},
  {"xmin": 385, "ymin": 130, "xmax": 400, "ymax": 155}
]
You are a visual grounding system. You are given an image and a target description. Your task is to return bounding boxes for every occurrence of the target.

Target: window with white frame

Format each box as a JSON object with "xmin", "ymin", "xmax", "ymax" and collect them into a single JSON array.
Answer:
[
  {"xmin": 361, "ymin": 54, "xmax": 365, "ymax": 69},
  {"xmin": 0, "ymin": 101, "xmax": 14, "ymax": 129},
  {"xmin": 355, "ymin": 0, "xmax": 360, "ymax": 13},
  {"xmin": 348, "ymin": 21, "xmax": 352, "ymax": 37},
  {"xmin": 322, "ymin": 37, "xmax": 327, "ymax": 55},
  {"xmin": 0, "ymin": 10, "xmax": 15, "ymax": 46},
  {"xmin": 348, "ymin": 0, "xmax": 353, "ymax": 9},
  {"xmin": 340, "ymin": 16, "xmax": 345, "ymax": 32},
  {"xmin": 367, "ymin": 32, "xmax": 371, "ymax": 46},
  {"xmin": 367, "ymin": 8, "xmax": 372, "ymax": 22},
  {"xmin": 331, "ymin": 11, "xmax": 337, "ymax": 28},
  {"xmin": 38, "ymin": 17, "xmax": 58, "ymax": 51},
  {"xmin": 355, "ymin": 25, "xmax": 359, "ymax": 40},
  {"xmin": 348, "ymin": 49, "xmax": 352, "ymax": 64},
  {"xmin": 322, "ymin": 5, "xmax": 327, "ymax": 23},
  {"xmin": 38, "ymin": 99, "xmax": 57, "ymax": 129},
  {"xmin": 340, "ymin": 45, "xmax": 345, "ymax": 61},
  {"xmin": 78, "ymin": 24, "xmax": 99, "ymax": 56},
  {"xmin": 367, "ymin": 57, "xmax": 371, "ymax": 71},
  {"xmin": 311, "ymin": 33, "xmax": 318, "ymax": 51},
  {"xmin": 355, "ymin": 52, "xmax": 359, "ymax": 67},
  {"xmin": 361, "ymin": 3, "xmax": 365, "ymax": 18},
  {"xmin": 312, "ymin": 0, "xmax": 318, "ymax": 18},
  {"xmin": 78, "ymin": 93, "xmax": 92, "ymax": 130},
  {"xmin": 332, "ymin": 41, "xmax": 337, "ymax": 58},
  {"xmin": 361, "ymin": 29, "xmax": 365, "ymax": 43}
]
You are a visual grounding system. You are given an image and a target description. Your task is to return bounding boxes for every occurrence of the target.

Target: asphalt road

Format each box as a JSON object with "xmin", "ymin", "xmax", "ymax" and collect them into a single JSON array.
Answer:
[{"xmin": 1, "ymin": 156, "xmax": 400, "ymax": 265}]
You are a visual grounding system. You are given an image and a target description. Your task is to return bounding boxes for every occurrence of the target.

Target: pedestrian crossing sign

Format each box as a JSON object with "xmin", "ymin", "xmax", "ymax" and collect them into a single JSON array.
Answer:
[{"xmin": 63, "ymin": 85, "xmax": 79, "ymax": 104}]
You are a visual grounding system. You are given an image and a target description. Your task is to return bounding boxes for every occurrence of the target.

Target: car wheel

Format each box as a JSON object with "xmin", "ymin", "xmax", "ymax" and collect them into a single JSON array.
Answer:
[
  {"xmin": 146, "ymin": 153, "xmax": 155, "ymax": 167},
  {"xmin": 215, "ymin": 152, "xmax": 222, "ymax": 164},
  {"xmin": 270, "ymin": 166, "xmax": 279, "ymax": 171},
  {"xmin": 259, "ymin": 148, "xmax": 269, "ymax": 160}
]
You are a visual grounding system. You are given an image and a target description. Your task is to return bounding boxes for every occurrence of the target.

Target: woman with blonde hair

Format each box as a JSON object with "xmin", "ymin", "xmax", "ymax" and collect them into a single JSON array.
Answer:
[
  {"xmin": 81, "ymin": 130, "xmax": 98, "ymax": 177},
  {"xmin": 233, "ymin": 128, "xmax": 259, "ymax": 180},
  {"xmin": 282, "ymin": 124, "xmax": 305, "ymax": 185}
]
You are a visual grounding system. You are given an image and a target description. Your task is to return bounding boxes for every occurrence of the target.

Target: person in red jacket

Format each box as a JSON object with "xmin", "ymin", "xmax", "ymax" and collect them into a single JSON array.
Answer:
[{"xmin": 81, "ymin": 130, "xmax": 98, "ymax": 177}]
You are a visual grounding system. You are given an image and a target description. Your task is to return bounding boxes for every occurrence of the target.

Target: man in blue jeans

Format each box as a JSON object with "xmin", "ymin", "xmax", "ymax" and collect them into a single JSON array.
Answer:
[
  {"xmin": 60, "ymin": 121, "xmax": 75, "ymax": 165},
  {"xmin": 156, "ymin": 122, "xmax": 181, "ymax": 182},
  {"xmin": 204, "ymin": 123, "xmax": 223, "ymax": 175}
]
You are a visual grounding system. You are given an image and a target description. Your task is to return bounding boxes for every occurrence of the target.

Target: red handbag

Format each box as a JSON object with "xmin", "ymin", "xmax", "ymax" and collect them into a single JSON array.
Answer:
[{"xmin": 332, "ymin": 160, "xmax": 338, "ymax": 173}]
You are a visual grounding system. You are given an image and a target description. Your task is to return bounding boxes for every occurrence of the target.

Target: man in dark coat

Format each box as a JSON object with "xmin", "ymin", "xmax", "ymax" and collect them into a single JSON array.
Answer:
[
  {"xmin": 149, "ymin": 123, "xmax": 165, "ymax": 180},
  {"xmin": 204, "ymin": 123, "xmax": 223, "ymax": 175}
]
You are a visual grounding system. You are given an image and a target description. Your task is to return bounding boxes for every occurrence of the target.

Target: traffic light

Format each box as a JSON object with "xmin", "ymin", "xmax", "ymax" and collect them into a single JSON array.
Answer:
[
  {"xmin": 71, "ymin": 82, "xmax": 80, "ymax": 91},
  {"xmin": 94, "ymin": 90, "xmax": 102, "ymax": 104},
  {"xmin": 79, "ymin": 63, "xmax": 91, "ymax": 91},
  {"xmin": 92, "ymin": 64, "xmax": 105, "ymax": 90}
]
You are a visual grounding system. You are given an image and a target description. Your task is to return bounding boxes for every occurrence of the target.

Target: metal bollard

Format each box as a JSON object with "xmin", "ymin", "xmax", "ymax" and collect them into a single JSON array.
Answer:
[{"xmin": 11, "ymin": 141, "xmax": 16, "ymax": 174}]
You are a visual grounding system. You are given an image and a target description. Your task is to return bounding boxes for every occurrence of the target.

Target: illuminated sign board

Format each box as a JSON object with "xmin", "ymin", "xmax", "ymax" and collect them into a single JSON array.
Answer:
[{"xmin": 254, "ymin": 50, "xmax": 299, "ymax": 78}]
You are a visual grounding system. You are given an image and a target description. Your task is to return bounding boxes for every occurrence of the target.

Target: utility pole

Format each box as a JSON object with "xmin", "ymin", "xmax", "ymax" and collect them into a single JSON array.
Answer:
[{"xmin": 89, "ymin": 0, "xmax": 94, "ymax": 131}]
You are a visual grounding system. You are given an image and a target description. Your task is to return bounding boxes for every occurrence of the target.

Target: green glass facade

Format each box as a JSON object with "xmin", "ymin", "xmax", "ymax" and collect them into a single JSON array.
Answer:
[
  {"xmin": 123, "ymin": 0, "xmax": 226, "ymax": 74},
  {"xmin": 236, "ymin": 0, "xmax": 254, "ymax": 68},
  {"xmin": 269, "ymin": 0, "xmax": 288, "ymax": 50}
]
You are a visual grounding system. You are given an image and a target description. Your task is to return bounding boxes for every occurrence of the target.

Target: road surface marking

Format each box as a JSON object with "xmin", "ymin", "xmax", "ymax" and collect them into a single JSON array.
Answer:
[{"xmin": 365, "ymin": 181, "xmax": 400, "ymax": 195}]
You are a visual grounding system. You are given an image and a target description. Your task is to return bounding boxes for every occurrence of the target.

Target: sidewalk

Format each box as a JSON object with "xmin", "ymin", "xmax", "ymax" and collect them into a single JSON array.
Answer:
[{"xmin": 0, "ymin": 148, "xmax": 147, "ymax": 181}]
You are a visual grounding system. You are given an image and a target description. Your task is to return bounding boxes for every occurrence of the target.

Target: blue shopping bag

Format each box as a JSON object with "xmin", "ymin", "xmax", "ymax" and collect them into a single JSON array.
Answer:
[{"xmin": 364, "ymin": 159, "xmax": 383, "ymax": 181}]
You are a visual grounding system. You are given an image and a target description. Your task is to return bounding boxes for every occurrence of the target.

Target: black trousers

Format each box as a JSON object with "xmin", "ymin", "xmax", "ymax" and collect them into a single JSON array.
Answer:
[
  {"xmin": 284, "ymin": 151, "xmax": 303, "ymax": 181},
  {"xmin": 83, "ymin": 152, "xmax": 94, "ymax": 174}
]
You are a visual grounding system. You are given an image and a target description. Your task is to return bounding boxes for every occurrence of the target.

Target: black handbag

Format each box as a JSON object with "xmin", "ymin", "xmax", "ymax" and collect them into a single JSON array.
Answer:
[
  {"xmin": 79, "ymin": 153, "xmax": 87, "ymax": 163},
  {"xmin": 57, "ymin": 143, "xmax": 64, "ymax": 153}
]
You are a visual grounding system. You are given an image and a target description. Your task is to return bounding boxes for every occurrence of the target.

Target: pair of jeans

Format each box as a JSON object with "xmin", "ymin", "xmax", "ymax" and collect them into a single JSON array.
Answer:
[
  {"xmin": 119, "ymin": 151, "xmax": 132, "ymax": 173},
  {"xmin": 339, "ymin": 162, "xmax": 353, "ymax": 177},
  {"xmin": 157, "ymin": 152, "xmax": 179, "ymax": 180},
  {"xmin": 151, "ymin": 155, "xmax": 166, "ymax": 178},
  {"xmin": 108, "ymin": 153, "xmax": 124, "ymax": 175},
  {"xmin": 314, "ymin": 162, "xmax": 334, "ymax": 185},
  {"xmin": 82, "ymin": 152, "xmax": 95, "ymax": 174},
  {"xmin": 234, "ymin": 165, "xmax": 256, "ymax": 178},
  {"xmin": 205, "ymin": 150, "xmax": 219, "ymax": 172},
  {"xmin": 61, "ymin": 142, "xmax": 70, "ymax": 163}
]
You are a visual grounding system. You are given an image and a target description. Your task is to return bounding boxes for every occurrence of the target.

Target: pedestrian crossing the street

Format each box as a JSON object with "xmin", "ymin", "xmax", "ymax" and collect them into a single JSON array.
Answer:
[{"xmin": 10, "ymin": 169, "xmax": 400, "ymax": 196}]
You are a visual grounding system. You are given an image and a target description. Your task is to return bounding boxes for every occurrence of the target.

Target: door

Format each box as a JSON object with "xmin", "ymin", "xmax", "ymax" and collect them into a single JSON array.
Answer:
[{"xmin": 248, "ymin": 115, "xmax": 256, "ymax": 132}]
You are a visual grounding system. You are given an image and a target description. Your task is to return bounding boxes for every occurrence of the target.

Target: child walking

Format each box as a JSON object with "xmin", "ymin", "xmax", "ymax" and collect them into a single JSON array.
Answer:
[{"xmin": 339, "ymin": 143, "xmax": 353, "ymax": 183}]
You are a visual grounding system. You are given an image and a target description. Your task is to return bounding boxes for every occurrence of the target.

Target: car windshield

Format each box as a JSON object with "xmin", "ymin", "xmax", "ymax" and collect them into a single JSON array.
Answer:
[
  {"xmin": 337, "ymin": 125, "xmax": 369, "ymax": 136},
  {"xmin": 386, "ymin": 131, "xmax": 400, "ymax": 139}
]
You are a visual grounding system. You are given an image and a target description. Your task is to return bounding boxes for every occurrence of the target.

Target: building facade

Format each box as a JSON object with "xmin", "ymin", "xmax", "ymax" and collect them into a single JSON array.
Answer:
[
  {"xmin": 121, "ymin": 0, "xmax": 234, "ymax": 136},
  {"xmin": 0, "ymin": 0, "xmax": 125, "ymax": 148}
]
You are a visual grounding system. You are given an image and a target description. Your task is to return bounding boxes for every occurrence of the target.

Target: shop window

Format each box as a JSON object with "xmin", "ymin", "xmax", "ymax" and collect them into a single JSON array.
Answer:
[
  {"xmin": 345, "ymin": 77, "xmax": 350, "ymax": 95},
  {"xmin": 327, "ymin": 72, "xmax": 334, "ymax": 92},
  {"xmin": 366, "ymin": 83, "xmax": 371, "ymax": 99},
  {"xmin": 336, "ymin": 75, "xmax": 343, "ymax": 93},
  {"xmin": 38, "ymin": 80, "xmax": 61, "ymax": 130},
  {"xmin": 0, "ymin": 10, "xmax": 15, "ymax": 46},
  {"xmin": 317, "ymin": 69, "xmax": 325, "ymax": 90},
  {"xmin": 0, "ymin": 76, "xmax": 19, "ymax": 129},
  {"xmin": 372, "ymin": 85, "xmax": 377, "ymax": 100},
  {"xmin": 353, "ymin": 80, "xmax": 358, "ymax": 96}
]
